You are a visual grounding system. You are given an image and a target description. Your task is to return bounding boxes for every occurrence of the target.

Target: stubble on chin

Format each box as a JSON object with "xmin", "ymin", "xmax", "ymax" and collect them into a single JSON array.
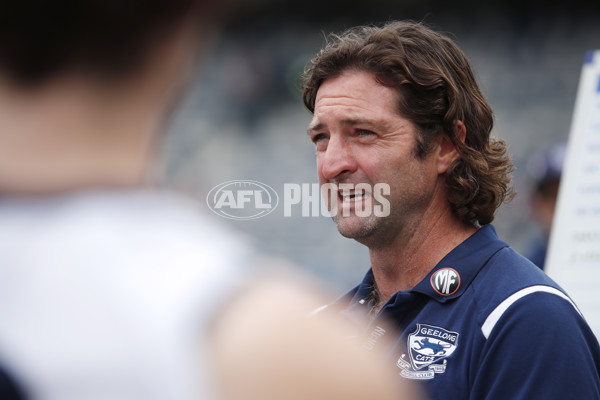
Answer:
[{"xmin": 332, "ymin": 213, "xmax": 380, "ymax": 240}]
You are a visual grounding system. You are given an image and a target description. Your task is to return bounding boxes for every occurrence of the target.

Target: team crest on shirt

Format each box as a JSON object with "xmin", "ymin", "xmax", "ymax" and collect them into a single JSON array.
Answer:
[{"xmin": 397, "ymin": 324, "xmax": 459, "ymax": 380}]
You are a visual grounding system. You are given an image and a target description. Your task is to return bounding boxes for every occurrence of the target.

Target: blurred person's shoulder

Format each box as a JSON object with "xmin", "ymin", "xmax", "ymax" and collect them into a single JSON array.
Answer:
[{"xmin": 212, "ymin": 270, "xmax": 425, "ymax": 400}]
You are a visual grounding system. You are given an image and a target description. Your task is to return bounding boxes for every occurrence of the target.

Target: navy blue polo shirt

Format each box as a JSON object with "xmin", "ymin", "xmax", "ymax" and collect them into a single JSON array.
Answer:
[{"xmin": 331, "ymin": 225, "xmax": 600, "ymax": 399}]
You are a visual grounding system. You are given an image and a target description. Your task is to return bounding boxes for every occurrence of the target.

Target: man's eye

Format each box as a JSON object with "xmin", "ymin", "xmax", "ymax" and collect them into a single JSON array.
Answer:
[
  {"xmin": 311, "ymin": 133, "xmax": 328, "ymax": 144},
  {"xmin": 357, "ymin": 129, "xmax": 376, "ymax": 136}
]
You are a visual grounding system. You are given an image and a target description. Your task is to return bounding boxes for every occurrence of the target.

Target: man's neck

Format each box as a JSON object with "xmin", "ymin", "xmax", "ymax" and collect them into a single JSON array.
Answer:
[
  {"xmin": 368, "ymin": 210, "xmax": 476, "ymax": 308},
  {"xmin": 0, "ymin": 77, "xmax": 162, "ymax": 194}
]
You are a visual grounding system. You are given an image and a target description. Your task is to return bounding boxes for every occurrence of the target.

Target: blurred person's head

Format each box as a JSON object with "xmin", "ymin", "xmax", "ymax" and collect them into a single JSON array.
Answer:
[
  {"xmin": 0, "ymin": 0, "xmax": 223, "ymax": 194},
  {"xmin": 302, "ymin": 21, "xmax": 514, "ymax": 227},
  {"xmin": 526, "ymin": 139, "xmax": 566, "ymax": 232}
]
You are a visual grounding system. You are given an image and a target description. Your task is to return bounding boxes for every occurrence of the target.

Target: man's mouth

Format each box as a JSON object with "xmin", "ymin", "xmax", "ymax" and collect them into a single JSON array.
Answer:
[{"xmin": 339, "ymin": 188, "xmax": 370, "ymax": 203}]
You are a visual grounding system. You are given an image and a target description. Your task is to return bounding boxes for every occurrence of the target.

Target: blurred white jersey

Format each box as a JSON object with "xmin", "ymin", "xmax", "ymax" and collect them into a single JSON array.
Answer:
[{"xmin": 0, "ymin": 189, "xmax": 251, "ymax": 400}]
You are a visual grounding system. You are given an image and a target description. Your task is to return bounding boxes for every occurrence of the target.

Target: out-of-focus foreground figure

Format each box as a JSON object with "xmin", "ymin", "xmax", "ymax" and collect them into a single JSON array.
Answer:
[{"xmin": 0, "ymin": 1, "xmax": 420, "ymax": 400}]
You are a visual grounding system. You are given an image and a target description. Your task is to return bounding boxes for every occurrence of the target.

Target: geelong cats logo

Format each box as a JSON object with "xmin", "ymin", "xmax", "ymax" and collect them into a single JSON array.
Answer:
[{"xmin": 397, "ymin": 324, "xmax": 459, "ymax": 380}]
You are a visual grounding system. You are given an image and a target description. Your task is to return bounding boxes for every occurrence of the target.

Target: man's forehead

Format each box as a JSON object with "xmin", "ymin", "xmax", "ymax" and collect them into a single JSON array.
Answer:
[
  {"xmin": 308, "ymin": 116, "xmax": 379, "ymax": 131},
  {"xmin": 315, "ymin": 72, "xmax": 384, "ymax": 101},
  {"xmin": 313, "ymin": 73, "xmax": 399, "ymax": 114},
  {"xmin": 310, "ymin": 95, "xmax": 404, "ymax": 134}
]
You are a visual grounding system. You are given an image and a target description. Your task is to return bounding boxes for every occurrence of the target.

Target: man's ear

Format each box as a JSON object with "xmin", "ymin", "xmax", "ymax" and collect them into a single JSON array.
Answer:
[{"xmin": 436, "ymin": 120, "xmax": 465, "ymax": 174}]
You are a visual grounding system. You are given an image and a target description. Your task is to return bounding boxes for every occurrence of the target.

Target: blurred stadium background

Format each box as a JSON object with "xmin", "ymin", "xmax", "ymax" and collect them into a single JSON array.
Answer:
[{"xmin": 159, "ymin": 0, "xmax": 600, "ymax": 293}]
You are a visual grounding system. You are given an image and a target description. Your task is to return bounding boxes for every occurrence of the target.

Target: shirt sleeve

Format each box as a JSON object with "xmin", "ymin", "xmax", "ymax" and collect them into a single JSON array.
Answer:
[{"xmin": 471, "ymin": 291, "xmax": 600, "ymax": 399}]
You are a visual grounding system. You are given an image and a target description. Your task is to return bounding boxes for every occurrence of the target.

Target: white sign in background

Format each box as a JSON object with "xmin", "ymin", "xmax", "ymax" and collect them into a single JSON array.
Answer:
[{"xmin": 546, "ymin": 50, "xmax": 600, "ymax": 337}]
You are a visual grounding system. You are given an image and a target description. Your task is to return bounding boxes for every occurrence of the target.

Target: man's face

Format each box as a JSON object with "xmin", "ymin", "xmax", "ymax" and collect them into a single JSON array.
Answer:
[{"xmin": 308, "ymin": 70, "xmax": 441, "ymax": 247}]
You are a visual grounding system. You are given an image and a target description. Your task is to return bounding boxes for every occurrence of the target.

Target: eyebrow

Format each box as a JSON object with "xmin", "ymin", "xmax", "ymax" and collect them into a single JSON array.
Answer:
[
  {"xmin": 307, "ymin": 122, "xmax": 324, "ymax": 135},
  {"xmin": 307, "ymin": 118, "xmax": 379, "ymax": 135}
]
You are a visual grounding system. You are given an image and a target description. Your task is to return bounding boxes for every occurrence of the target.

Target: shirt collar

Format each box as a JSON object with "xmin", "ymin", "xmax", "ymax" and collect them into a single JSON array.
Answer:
[
  {"xmin": 337, "ymin": 269, "xmax": 377, "ymax": 311},
  {"xmin": 347, "ymin": 225, "xmax": 508, "ymax": 307},
  {"xmin": 411, "ymin": 224, "xmax": 508, "ymax": 302}
]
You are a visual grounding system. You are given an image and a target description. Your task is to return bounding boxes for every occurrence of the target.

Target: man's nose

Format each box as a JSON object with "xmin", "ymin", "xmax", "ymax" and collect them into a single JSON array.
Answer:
[{"xmin": 319, "ymin": 135, "xmax": 358, "ymax": 181}]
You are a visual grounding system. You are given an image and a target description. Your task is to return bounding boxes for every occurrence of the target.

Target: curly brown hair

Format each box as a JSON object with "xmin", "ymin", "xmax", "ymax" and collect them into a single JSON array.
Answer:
[{"xmin": 302, "ymin": 21, "xmax": 514, "ymax": 226}]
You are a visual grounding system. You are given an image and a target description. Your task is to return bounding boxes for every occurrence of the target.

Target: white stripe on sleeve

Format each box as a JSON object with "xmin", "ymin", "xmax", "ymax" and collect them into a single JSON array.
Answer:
[{"xmin": 481, "ymin": 285, "xmax": 582, "ymax": 339}]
